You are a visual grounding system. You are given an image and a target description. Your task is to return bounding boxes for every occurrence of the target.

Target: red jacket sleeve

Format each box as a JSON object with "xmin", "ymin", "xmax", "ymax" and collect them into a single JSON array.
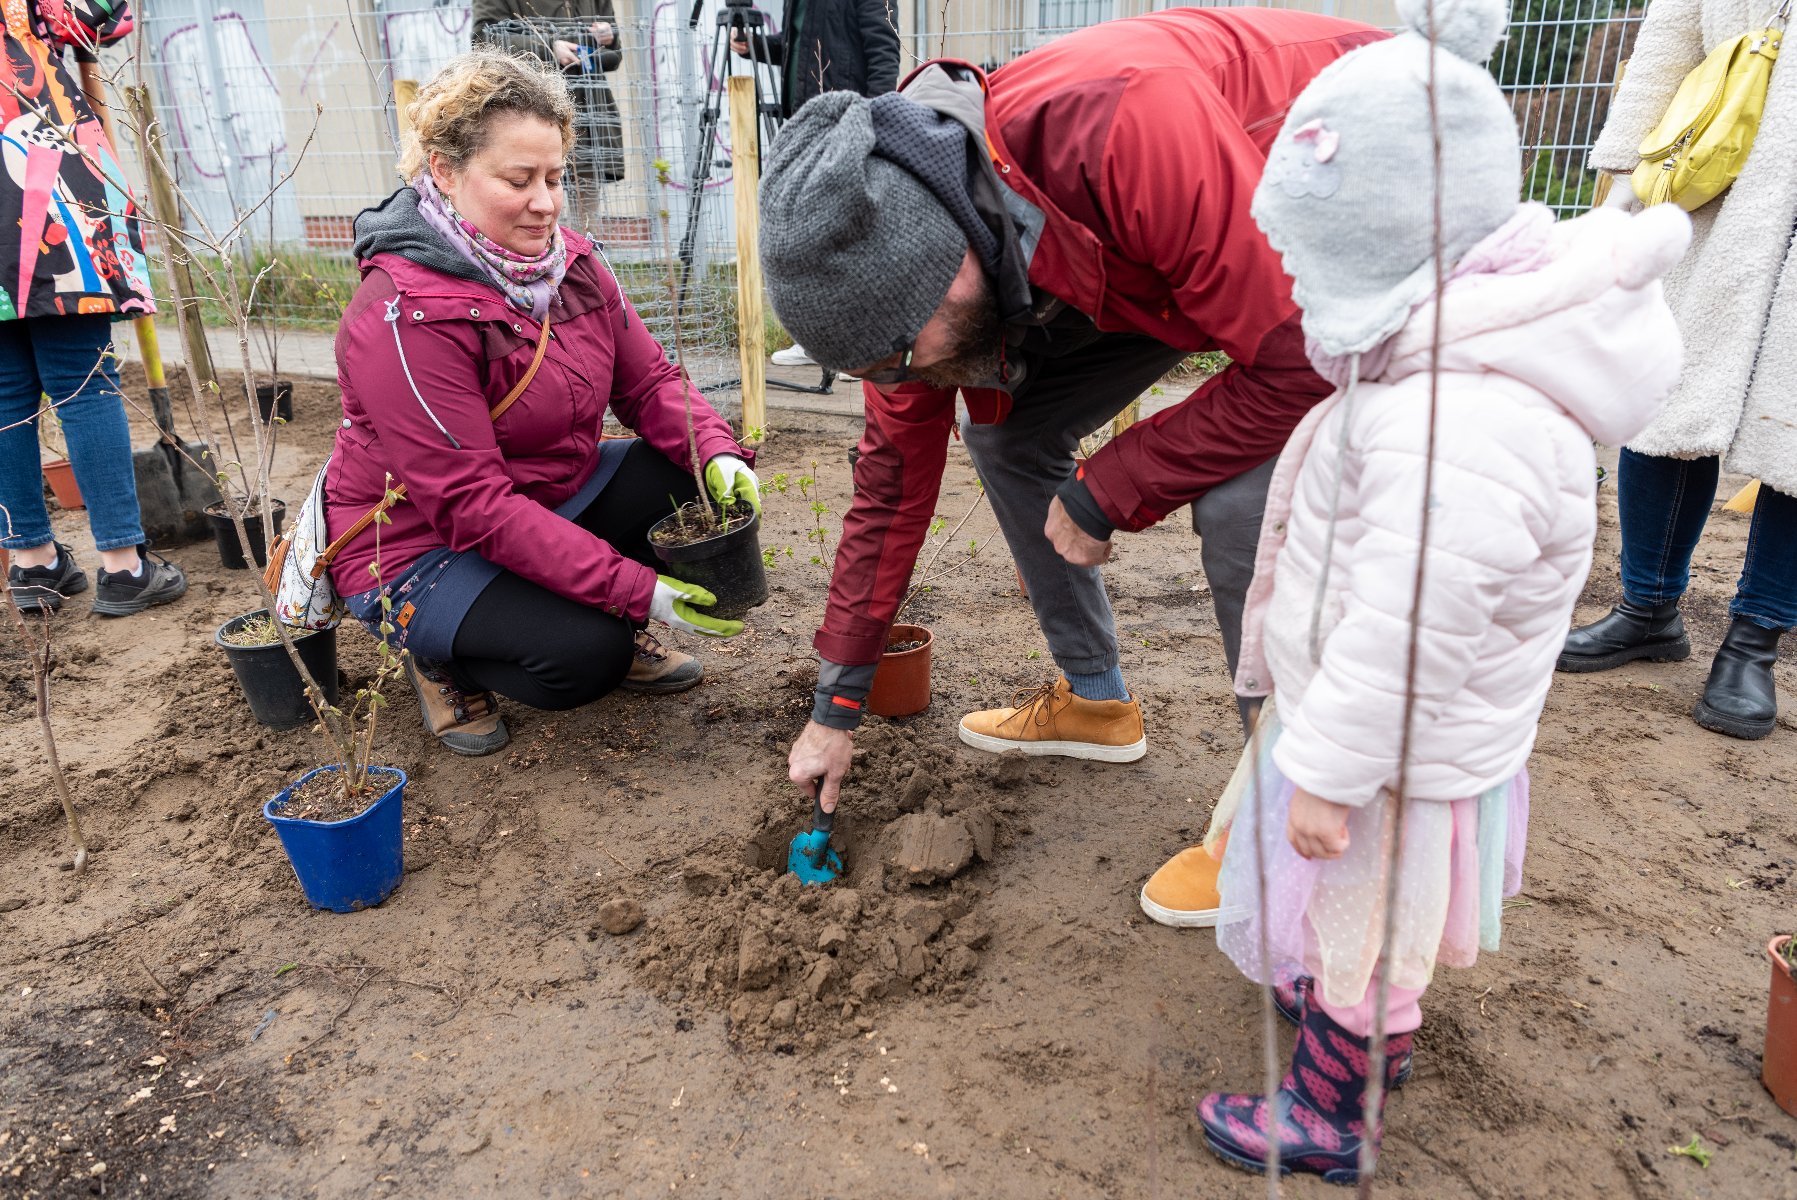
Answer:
[
  {"xmin": 1077, "ymin": 72, "xmax": 1333, "ymax": 531},
  {"xmin": 1083, "ymin": 312, "xmax": 1332, "ymax": 531},
  {"xmin": 813, "ymin": 380, "xmax": 956, "ymax": 666},
  {"xmin": 341, "ymin": 302, "xmax": 658, "ymax": 621}
]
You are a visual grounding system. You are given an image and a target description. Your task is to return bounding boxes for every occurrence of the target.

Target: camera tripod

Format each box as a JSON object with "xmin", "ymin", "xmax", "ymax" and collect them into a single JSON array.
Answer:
[{"xmin": 676, "ymin": 0, "xmax": 836, "ymax": 395}]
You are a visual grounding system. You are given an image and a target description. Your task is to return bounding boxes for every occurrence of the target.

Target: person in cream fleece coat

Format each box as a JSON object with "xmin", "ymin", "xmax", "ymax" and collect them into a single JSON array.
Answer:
[{"xmin": 1563, "ymin": 0, "xmax": 1796, "ymax": 741}]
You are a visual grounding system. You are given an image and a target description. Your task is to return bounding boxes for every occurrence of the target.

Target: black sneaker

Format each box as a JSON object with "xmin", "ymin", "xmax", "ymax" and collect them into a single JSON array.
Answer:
[
  {"xmin": 6, "ymin": 542, "xmax": 88, "ymax": 613},
  {"xmin": 92, "ymin": 549, "xmax": 187, "ymax": 617}
]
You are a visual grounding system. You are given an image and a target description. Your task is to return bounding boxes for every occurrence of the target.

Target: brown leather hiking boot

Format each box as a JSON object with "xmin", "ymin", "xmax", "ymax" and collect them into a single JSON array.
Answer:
[
  {"xmin": 957, "ymin": 678, "xmax": 1146, "ymax": 762},
  {"xmin": 405, "ymin": 658, "xmax": 510, "ymax": 757},
  {"xmin": 619, "ymin": 629, "xmax": 704, "ymax": 694}
]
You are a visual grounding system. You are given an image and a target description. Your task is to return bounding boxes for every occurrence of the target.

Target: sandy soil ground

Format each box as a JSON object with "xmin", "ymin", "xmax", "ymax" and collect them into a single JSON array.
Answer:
[{"xmin": 4, "ymin": 368, "xmax": 1796, "ymax": 1200}]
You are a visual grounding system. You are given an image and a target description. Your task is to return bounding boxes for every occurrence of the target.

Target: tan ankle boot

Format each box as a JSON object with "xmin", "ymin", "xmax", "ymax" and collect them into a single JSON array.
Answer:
[
  {"xmin": 618, "ymin": 629, "xmax": 704, "ymax": 694},
  {"xmin": 957, "ymin": 678, "xmax": 1146, "ymax": 762},
  {"xmin": 405, "ymin": 658, "xmax": 510, "ymax": 756}
]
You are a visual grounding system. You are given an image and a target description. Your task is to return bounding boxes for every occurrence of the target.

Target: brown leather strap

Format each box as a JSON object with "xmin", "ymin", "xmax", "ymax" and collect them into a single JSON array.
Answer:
[
  {"xmin": 296, "ymin": 313, "xmax": 550, "ymax": 582},
  {"xmin": 489, "ymin": 314, "xmax": 552, "ymax": 422},
  {"xmin": 308, "ymin": 484, "xmax": 409, "ymax": 579}
]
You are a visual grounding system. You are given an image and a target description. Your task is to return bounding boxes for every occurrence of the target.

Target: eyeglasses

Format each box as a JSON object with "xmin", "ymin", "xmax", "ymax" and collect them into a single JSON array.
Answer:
[{"xmin": 851, "ymin": 345, "xmax": 914, "ymax": 385}]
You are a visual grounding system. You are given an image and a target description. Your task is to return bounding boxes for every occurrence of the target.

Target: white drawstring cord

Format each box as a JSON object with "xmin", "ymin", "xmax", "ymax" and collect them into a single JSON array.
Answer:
[
  {"xmin": 592, "ymin": 241, "xmax": 628, "ymax": 328},
  {"xmin": 385, "ymin": 297, "xmax": 461, "ymax": 450},
  {"xmin": 1308, "ymin": 352, "xmax": 1360, "ymax": 664}
]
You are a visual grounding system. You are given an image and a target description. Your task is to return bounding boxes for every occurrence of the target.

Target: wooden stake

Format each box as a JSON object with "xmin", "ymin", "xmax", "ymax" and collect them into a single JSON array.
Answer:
[
  {"xmin": 395, "ymin": 79, "xmax": 420, "ymax": 138},
  {"xmin": 1111, "ymin": 397, "xmax": 1140, "ymax": 438},
  {"xmin": 728, "ymin": 76, "xmax": 766, "ymax": 443},
  {"xmin": 126, "ymin": 85, "xmax": 216, "ymax": 393}
]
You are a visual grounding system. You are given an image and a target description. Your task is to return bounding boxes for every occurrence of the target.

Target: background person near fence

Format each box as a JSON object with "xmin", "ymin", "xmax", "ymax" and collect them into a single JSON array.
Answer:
[{"xmin": 474, "ymin": 0, "xmax": 627, "ymax": 201}]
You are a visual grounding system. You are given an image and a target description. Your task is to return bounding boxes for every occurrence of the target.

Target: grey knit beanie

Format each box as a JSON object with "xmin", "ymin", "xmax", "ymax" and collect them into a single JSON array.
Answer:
[
  {"xmin": 759, "ymin": 92, "xmax": 968, "ymax": 372},
  {"xmin": 1251, "ymin": 0, "xmax": 1522, "ymax": 356}
]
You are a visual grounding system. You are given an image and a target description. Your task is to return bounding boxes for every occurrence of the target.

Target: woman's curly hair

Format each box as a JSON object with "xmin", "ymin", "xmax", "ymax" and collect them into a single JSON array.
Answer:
[{"xmin": 397, "ymin": 48, "xmax": 575, "ymax": 182}]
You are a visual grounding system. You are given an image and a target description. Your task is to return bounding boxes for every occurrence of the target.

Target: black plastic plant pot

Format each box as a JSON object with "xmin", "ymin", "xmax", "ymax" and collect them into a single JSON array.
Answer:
[
  {"xmin": 214, "ymin": 610, "xmax": 339, "ymax": 730},
  {"xmin": 256, "ymin": 381, "xmax": 294, "ymax": 424},
  {"xmin": 205, "ymin": 499, "xmax": 285, "ymax": 570},
  {"xmin": 649, "ymin": 506, "xmax": 768, "ymax": 622}
]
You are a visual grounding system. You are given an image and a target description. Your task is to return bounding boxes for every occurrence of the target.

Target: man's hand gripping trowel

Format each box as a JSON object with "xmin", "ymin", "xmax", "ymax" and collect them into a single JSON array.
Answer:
[{"xmin": 787, "ymin": 780, "xmax": 844, "ymax": 885}]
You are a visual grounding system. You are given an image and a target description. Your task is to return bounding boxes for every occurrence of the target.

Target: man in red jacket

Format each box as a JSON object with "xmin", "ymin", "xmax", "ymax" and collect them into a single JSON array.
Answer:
[{"xmin": 758, "ymin": 10, "xmax": 1383, "ymax": 815}]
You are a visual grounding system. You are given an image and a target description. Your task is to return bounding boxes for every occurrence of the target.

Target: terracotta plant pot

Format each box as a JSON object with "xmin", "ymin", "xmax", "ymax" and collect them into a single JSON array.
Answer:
[
  {"xmin": 866, "ymin": 623, "xmax": 932, "ymax": 718},
  {"xmin": 1764, "ymin": 936, "xmax": 1797, "ymax": 1118},
  {"xmin": 42, "ymin": 459, "xmax": 83, "ymax": 509}
]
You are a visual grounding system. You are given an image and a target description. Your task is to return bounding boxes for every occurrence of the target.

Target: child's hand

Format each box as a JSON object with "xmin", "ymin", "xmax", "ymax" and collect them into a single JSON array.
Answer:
[{"xmin": 1287, "ymin": 788, "xmax": 1350, "ymax": 860}]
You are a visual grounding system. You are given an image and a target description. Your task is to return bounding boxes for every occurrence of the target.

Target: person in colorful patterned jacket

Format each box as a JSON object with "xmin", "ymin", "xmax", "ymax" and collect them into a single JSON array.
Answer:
[{"xmin": 2, "ymin": 0, "xmax": 187, "ymax": 615}]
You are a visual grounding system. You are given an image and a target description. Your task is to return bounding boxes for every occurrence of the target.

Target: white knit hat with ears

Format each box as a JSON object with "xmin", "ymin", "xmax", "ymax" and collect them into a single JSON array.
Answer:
[{"xmin": 1251, "ymin": 0, "xmax": 1521, "ymax": 356}]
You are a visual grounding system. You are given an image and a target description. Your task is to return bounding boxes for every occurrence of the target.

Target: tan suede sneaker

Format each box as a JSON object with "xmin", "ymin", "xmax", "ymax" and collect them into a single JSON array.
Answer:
[
  {"xmin": 619, "ymin": 629, "xmax": 704, "ymax": 694},
  {"xmin": 1139, "ymin": 834, "xmax": 1239, "ymax": 928},
  {"xmin": 405, "ymin": 658, "xmax": 510, "ymax": 757},
  {"xmin": 957, "ymin": 678, "xmax": 1146, "ymax": 762}
]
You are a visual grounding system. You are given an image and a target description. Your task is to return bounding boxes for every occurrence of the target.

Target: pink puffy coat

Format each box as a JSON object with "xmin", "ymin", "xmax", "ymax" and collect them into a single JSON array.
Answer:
[{"xmin": 1234, "ymin": 204, "xmax": 1692, "ymax": 806}]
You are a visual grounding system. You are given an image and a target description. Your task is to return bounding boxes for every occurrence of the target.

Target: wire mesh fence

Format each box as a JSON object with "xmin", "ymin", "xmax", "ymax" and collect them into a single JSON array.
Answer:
[{"xmin": 100, "ymin": 0, "xmax": 1644, "ymax": 380}]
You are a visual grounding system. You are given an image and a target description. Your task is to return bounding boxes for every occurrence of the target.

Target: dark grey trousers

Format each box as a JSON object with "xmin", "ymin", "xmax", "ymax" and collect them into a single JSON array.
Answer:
[{"xmin": 960, "ymin": 333, "xmax": 1276, "ymax": 710}]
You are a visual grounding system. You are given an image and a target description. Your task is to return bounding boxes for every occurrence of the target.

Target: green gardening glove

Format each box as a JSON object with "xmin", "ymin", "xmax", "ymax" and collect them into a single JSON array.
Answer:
[
  {"xmin": 704, "ymin": 453, "xmax": 762, "ymax": 515},
  {"xmin": 649, "ymin": 575, "xmax": 743, "ymax": 637}
]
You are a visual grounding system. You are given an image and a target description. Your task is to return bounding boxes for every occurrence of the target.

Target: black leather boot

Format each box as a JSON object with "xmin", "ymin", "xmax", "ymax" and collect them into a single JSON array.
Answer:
[
  {"xmin": 1557, "ymin": 596, "xmax": 1690, "ymax": 673},
  {"xmin": 1694, "ymin": 619, "xmax": 1783, "ymax": 740}
]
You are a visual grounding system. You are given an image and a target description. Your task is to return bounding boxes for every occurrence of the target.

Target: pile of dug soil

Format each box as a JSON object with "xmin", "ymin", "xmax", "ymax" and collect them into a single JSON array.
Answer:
[{"xmin": 632, "ymin": 724, "xmax": 1050, "ymax": 1050}]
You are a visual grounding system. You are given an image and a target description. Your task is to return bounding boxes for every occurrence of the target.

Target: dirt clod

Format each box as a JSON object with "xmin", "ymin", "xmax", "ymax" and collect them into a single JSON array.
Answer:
[
  {"xmin": 596, "ymin": 898, "xmax": 644, "ymax": 935},
  {"xmin": 888, "ymin": 812, "xmax": 974, "ymax": 883}
]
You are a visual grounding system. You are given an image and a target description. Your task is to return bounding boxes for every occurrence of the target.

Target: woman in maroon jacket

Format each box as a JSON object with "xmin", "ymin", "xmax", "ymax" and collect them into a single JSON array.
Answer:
[{"xmin": 326, "ymin": 49, "xmax": 757, "ymax": 756}]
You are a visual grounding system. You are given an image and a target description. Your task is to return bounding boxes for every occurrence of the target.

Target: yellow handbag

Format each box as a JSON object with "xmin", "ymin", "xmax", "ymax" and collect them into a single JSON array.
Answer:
[{"xmin": 1632, "ymin": 0, "xmax": 1789, "ymax": 211}]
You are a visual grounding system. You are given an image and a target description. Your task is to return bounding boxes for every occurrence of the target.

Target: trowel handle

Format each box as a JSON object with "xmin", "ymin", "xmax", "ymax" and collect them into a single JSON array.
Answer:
[{"xmin": 811, "ymin": 780, "xmax": 834, "ymax": 834}]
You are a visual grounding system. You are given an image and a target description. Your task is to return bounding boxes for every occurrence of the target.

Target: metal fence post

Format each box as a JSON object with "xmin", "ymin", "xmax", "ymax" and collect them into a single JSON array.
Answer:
[{"xmin": 728, "ymin": 76, "xmax": 766, "ymax": 441}]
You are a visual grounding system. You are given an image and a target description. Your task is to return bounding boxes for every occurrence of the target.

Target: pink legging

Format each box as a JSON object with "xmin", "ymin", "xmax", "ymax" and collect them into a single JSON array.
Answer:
[{"xmin": 1305, "ymin": 923, "xmax": 1425, "ymax": 1037}]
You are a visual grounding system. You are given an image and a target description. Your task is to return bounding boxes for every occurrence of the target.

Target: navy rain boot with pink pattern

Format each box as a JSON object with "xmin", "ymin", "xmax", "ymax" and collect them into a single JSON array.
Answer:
[
  {"xmin": 1271, "ymin": 976, "xmax": 1412, "ymax": 1086},
  {"xmin": 1197, "ymin": 1004, "xmax": 1414, "ymax": 1185}
]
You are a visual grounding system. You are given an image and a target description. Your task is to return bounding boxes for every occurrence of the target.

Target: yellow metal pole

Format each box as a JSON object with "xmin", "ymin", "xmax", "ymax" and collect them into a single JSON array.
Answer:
[{"xmin": 728, "ymin": 76, "xmax": 766, "ymax": 443}]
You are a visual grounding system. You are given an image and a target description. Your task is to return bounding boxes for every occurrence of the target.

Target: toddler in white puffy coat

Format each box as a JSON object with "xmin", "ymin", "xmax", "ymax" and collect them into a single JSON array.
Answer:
[{"xmin": 1193, "ymin": 0, "xmax": 1692, "ymax": 1184}]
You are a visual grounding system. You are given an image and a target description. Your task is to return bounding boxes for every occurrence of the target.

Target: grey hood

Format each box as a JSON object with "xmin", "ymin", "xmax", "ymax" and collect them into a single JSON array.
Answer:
[{"xmin": 351, "ymin": 187, "xmax": 487, "ymax": 286}]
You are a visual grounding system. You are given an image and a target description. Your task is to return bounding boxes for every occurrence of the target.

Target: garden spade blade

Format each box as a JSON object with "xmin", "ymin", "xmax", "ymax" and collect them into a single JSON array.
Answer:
[{"xmin": 787, "ymin": 785, "xmax": 843, "ymax": 885}]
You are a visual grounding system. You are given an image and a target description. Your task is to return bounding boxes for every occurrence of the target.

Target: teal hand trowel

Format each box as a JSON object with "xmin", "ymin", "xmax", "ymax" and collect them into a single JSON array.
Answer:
[{"xmin": 787, "ymin": 783, "xmax": 844, "ymax": 885}]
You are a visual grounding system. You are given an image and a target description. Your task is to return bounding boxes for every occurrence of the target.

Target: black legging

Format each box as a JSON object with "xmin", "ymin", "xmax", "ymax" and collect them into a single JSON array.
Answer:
[{"xmin": 447, "ymin": 441, "xmax": 699, "ymax": 710}]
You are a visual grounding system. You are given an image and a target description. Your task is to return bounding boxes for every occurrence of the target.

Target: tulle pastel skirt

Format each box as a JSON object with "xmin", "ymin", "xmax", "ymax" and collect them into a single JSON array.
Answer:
[{"xmin": 1206, "ymin": 698, "xmax": 1530, "ymax": 1010}]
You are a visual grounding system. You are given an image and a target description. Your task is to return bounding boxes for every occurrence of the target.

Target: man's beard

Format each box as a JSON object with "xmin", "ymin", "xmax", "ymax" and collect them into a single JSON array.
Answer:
[{"xmin": 915, "ymin": 276, "xmax": 1004, "ymax": 388}]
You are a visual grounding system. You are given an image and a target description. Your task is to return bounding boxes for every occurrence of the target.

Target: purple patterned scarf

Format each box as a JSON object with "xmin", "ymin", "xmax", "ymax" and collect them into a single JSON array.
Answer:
[{"xmin": 412, "ymin": 173, "xmax": 567, "ymax": 319}]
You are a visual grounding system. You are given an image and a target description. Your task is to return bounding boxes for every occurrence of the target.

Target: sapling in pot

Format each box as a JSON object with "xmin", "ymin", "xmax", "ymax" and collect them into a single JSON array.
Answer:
[
  {"xmin": 867, "ymin": 483, "xmax": 994, "ymax": 718},
  {"xmin": 260, "ymin": 480, "xmax": 414, "ymax": 912},
  {"xmin": 643, "ymin": 157, "xmax": 767, "ymax": 618}
]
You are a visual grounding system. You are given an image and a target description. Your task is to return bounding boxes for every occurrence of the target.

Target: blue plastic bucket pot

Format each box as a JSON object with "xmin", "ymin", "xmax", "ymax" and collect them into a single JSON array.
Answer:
[{"xmin": 263, "ymin": 766, "xmax": 406, "ymax": 912}]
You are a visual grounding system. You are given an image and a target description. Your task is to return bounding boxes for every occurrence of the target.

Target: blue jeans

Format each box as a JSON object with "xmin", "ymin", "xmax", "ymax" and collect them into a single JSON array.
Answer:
[
  {"xmin": 0, "ymin": 315, "xmax": 145, "ymax": 552},
  {"xmin": 1618, "ymin": 447, "xmax": 1797, "ymax": 632}
]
